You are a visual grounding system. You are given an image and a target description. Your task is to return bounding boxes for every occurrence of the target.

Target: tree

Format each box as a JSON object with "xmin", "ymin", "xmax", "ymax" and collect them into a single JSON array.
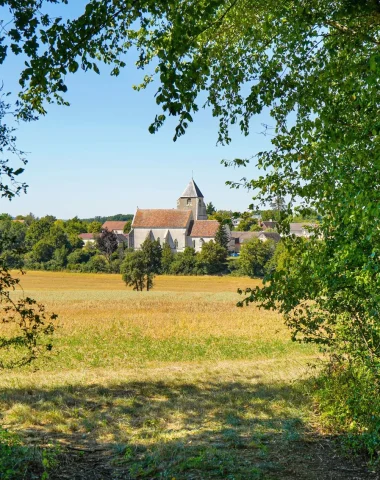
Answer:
[
  {"xmin": 170, "ymin": 247, "xmax": 198, "ymax": 275},
  {"xmin": 208, "ymin": 210, "xmax": 233, "ymax": 229},
  {"xmin": 260, "ymin": 210, "xmax": 278, "ymax": 222},
  {"xmin": 87, "ymin": 221, "xmax": 102, "ymax": 234},
  {"xmin": 140, "ymin": 237, "xmax": 162, "ymax": 274},
  {"xmin": 206, "ymin": 202, "xmax": 216, "ymax": 216},
  {"xmin": 161, "ymin": 242, "xmax": 174, "ymax": 274},
  {"xmin": 238, "ymin": 239, "xmax": 275, "ymax": 278},
  {"xmin": 197, "ymin": 240, "xmax": 227, "ymax": 274},
  {"xmin": 123, "ymin": 220, "xmax": 132, "ymax": 234},
  {"xmin": 215, "ymin": 224, "xmax": 229, "ymax": 250},
  {"xmin": 96, "ymin": 229, "xmax": 118, "ymax": 263},
  {"xmin": 121, "ymin": 251, "xmax": 153, "ymax": 291}
]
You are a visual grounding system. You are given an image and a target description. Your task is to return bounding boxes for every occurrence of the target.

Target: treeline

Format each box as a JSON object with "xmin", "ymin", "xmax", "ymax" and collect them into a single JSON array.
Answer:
[
  {"xmin": 0, "ymin": 214, "xmax": 128, "ymax": 273},
  {"xmin": 0, "ymin": 213, "xmax": 284, "ymax": 277},
  {"xmin": 79, "ymin": 213, "xmax": 134, "ymax": 224}
]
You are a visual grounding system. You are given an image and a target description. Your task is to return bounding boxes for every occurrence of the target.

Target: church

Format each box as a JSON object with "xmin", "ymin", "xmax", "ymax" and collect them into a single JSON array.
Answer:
[{"xmin": 129, "ymin": 179, "xmax": 222, "ymax": 252}]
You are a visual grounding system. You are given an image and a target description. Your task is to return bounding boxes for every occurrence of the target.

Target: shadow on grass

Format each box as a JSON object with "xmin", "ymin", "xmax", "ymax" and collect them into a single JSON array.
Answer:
[{"xmin": 0, "ymin": 378, "xmax": 376, "ymax": 480}]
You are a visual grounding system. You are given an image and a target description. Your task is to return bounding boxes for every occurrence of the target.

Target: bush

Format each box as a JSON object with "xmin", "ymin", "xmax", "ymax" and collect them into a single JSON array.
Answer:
[
  {"xmin": 82, "ymin": 254, "xmax": 109, "ymax": 273},
  {"xmin": 238, "ymin": 238, "xmax": 275, "ymax": 277},
  {"xmin": 197, "ymin": 240, "xmax": 227, "ymax": 274},
  {"xmin": 169, "ymin": 247, "xmax": 198, "ymax": 275},
  {"xmin": 314, "ymin": 362, "xmax": 380, "ymax": 461}
]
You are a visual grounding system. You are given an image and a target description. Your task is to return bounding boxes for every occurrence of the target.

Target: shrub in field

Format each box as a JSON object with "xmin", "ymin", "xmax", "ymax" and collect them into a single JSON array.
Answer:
[{"xmin": 315, "ymin": 362, "xmax": 380, "ymax": 461}]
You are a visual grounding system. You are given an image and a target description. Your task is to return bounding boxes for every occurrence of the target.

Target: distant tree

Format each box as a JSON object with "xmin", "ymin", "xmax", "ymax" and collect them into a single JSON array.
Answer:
[
  {"xmin": 249, "ymin": 224, "xmax": 262, "ymax": 232},
  {"xmin": 209, "ymin": 210, "xmax": 233, "ymax": 229},
  {"xmin": 270, "ymin": 195, "xmax": 286, "ymax": 214},
  {"xmin": 31, "ymin": 240, "xmax": 55, "ymax": 263},
  {"xmin": 121, "ymin": 251, "xmax": 153, "ymax": 291},
  {"xmin": 261, "ymin": 210, "xmax": 279, "ymax": 222},
  {"xmin": 161, "ymin": 242, "xmax": 174, "ymax": 274},
  {"xmin": 96, "ymin": 229, "xmax": 118, "ymax": 263},
  {"xmin": 197, "ymin": 240, "xmax": 227, "ymax": 274},
  {"xmin": 239, "ymin": 238, "xmax": 276, "ymax": 278},
  {"xmin": 123, "ymin": 220, "xmax": 132, "ymax": 234},
  {"xmin": 87, "ymin": 221, "xmax": 102, "ymax": 234},
  {"xmin": 141, "ymin": 237, "xmax": 162, "ymax": 274},
  {"xmin": 48, "ymin": 224, "xmax": 69, "ymax": 250},
  {"xmin": 170, "ymin": 247, "xmax": 198, "ymax": 275},
  {"xmin": 64, "ymin": 217, "xmax": 87, "ymax": 235},
  {"xmin": 206, "ymin": 202, "xmax": 216, "ymax": 216},
  {"xmin": 25, "ymin": 216, "xmax": 56, "ymax": 247},
  {"xmin": 0, "ymin": 214, "xmax": 12, "ymax": 221},
  {"xmin": 215, "ymin": 224, "xmax": 229, "ymax": 250}
]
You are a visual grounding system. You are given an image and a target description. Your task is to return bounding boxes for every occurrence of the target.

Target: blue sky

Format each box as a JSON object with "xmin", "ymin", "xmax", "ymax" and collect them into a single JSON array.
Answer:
[{"xmin": 1, "ymin": 3, "xmax": 274, "ymax": 219}]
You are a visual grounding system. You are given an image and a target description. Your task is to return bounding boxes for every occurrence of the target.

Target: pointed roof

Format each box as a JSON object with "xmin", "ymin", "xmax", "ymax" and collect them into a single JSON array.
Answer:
[{"xmin": 180, "ymin": 179, "xmax": 204, "ymax": 198}]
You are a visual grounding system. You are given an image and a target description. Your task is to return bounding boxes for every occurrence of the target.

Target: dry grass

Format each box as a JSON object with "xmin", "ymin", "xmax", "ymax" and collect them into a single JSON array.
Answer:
[{"xmin": 2, "ymin": 272, "xmax": 370, "ymax": 479}]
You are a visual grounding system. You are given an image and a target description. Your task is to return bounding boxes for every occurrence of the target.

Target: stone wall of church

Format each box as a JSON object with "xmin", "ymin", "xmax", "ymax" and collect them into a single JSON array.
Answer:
[{"xmin": 133, "ymin": 227, "xmax": 189, "ymax": 252}]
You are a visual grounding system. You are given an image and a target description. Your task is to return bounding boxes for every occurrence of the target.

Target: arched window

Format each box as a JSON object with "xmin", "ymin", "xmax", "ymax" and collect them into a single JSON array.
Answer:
[
  {"xmin": 187, "ymin": 198, "xmax": 192, "ymax": 206},
  {"xmin": 174, "ymin": 239, "xmax": 179, "ymax": 249}
]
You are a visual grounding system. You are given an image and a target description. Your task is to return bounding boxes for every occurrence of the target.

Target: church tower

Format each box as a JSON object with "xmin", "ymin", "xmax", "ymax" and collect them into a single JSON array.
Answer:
[{"xmin": 177, "ymin": 179, "xmax": 208, "ymax": 220}]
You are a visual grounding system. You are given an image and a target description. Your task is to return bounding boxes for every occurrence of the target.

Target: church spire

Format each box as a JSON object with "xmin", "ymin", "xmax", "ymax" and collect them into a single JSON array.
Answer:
[{"xmin": 180, "ymin": 179, "xmax": 204, "ymax": 198}]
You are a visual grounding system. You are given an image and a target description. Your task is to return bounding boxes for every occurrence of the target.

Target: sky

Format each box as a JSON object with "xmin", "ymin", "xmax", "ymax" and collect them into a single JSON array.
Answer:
[{"xmin": 1, "ymin": 2, "xmax": 274, "ymax": 219}]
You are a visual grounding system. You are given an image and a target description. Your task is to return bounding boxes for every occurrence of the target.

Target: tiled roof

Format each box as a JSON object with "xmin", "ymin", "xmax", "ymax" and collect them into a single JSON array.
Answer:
[
  {"xmin": 231, "ymin": 231, "xmax": 281, "ymax": 243},
  {"xmin": 102, "ymin": 221, "xmax": 128, "ymax": 231},
  {"xmin": 79, "ymin": 233, "xmax": 95, "ymax": 240},
  {"xmin": 262, "ymin": 221, "xmax": 278, "ymax": 229},
  {"xmin": 132, "ymin": 209, "xmax": 192, "ymax": 228},
  {"xmin": 289, "ymin": 222, "xmax": 315, "ymax": 232},
  {"xmin": 190, "ymin": 220, "xmax": 220, "ymax": 237},
  {"xmin": 230, "ymin": 231, "xmax": 261, "ymax": 242},
  {"xmin": 259, "ymin": 232, "xmax": 281, "ymax": 242},
  {"xmin": 180, "ymin": 179, "xmax": 204, "ymax": 198}
]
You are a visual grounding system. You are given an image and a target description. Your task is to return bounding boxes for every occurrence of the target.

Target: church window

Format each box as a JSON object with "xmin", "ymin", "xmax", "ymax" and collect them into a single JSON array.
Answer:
[
  {"xmin": 192, "ymin": 240, "xmax": 196, "ymax": 248},
  {"xmin": 187, "ymin": 198, "xmax": 192, "ymax": 206},
  {"xmin": 174, "ymin": 239, "xmax": 179, "ymax": 249}
]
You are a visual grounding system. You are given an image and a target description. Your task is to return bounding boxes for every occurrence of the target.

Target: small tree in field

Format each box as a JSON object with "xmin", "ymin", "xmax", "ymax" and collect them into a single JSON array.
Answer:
[
  {"xmin": 121, "ymin": 251, "xmax": 154, "ymax": 291},
  {"xmin": 141, "ymin": 237, "xmax": 162, "ymax": 274},
  {"xmin": 96, "ymin": 228, "xmax": 118, "ymax": 263}
]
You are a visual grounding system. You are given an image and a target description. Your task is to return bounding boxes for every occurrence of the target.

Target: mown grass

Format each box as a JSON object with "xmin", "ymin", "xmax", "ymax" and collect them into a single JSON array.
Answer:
[{"xmin": 1, "ymin": 271, "xmax": 362, "ymax": 479}]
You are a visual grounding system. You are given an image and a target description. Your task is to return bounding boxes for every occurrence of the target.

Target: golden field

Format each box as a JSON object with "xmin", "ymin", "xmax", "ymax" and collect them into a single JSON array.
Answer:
[{"xmin": 1, "ymin": 271, "xmax": 358, "ymax": 480}]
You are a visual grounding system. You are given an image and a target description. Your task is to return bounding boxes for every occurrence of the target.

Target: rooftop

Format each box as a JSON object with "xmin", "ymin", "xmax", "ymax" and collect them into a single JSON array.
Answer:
[
  {"xmin": 102, "ymin": 221, "xmax": 128, "ymax": 231},
  {"xmin": 190, "ymin": 220, "xmax": 220, "ymax": 237},
  {"xmin": 132, "ymin": 209, "xmax": 192, "ymax": 228}
]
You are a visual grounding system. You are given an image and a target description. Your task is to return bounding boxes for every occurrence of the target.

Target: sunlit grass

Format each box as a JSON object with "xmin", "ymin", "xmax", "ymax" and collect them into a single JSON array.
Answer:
[{"xmin": 0, "ymin": 271, "xmax": 322, "ymax": 479}]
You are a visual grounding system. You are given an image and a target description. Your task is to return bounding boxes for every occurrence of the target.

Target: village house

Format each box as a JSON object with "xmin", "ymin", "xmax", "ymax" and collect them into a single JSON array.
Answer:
[
  {"xmin": 230, "ymin": 231, "xmax": 281, "ymax": 254},
  {"xmin": 101, "ymin": 221, "xmax": 128, "ymax": 234},
  {"xmin": 129, "ymin": 179, "xmax": 225, "ymax": 252}
]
